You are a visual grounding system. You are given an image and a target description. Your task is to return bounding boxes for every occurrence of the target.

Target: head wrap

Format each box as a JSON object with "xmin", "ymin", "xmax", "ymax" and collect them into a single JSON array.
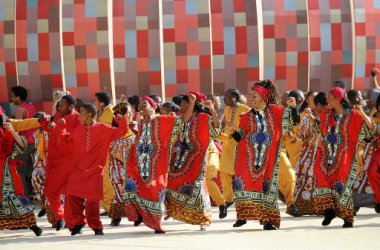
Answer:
[
  {"xmin": 251, "ymin": 84, "xmax": 270, "ymax": 101},
  {"xmin": 330, "ymin": 87, "xmax": 345, "ymax": 101},
  {"xmin": 142, "ymin": 96, "xmax": 158, "ymax": 109},
  {"xmin": 187, "ymin": 91, "xmax": 206, "ymax": 102}
]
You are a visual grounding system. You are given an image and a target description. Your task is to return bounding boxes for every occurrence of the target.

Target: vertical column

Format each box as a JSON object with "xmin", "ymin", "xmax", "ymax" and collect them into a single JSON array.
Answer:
[
  {"xmin": 210, "ymin": 0, "xmax": 260, "ymax": 95},
  {"xmin": 352, "ymin": 0, "xmax": 380, "ymax": 89},
  {"xmin": 162, "ymin": 0, "xmax": 212, "ymax": 97},
  {"xmin": 112, "ymin": 0, "xmax": 162, "ymax": 98},
  {"xmin": 15, "ymin": 0, "xmax": 63, "ymax": 106},
  {"xmin": 61, "ymin": 0, "xmax": 112, "ymax": 101},
  {"xmin": 262, "ymin": 0, "xmax": 309, "ymax": 93},
  {"xmin": 0, "ymin": 0, "xmax": 17, "ymax": 103},
  {"xmin": 308, "ymin": 0, "xmax": 353, "ymax": 91}
]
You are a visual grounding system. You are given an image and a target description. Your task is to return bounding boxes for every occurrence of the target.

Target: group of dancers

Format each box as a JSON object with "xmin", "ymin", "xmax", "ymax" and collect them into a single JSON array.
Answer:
[{"xmin": 0, "ymin": 69, "xmax": 379, "ymax": 237}]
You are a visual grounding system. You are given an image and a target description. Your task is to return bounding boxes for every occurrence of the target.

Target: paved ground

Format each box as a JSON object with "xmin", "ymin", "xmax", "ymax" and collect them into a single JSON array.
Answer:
[{"xmin": 0, "ymin": 204, "xmax": 379, "ymax": 250}]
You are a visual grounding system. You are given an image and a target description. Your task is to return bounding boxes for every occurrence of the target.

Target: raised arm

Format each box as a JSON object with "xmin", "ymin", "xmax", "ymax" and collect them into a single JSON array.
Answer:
[{"xmin": 3, "ymin": 122, "xmax": 26, "ymax": 149}]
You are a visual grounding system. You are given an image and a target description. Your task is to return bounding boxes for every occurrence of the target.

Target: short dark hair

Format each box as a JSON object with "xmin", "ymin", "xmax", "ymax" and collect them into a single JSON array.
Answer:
[
  {"xmin": 11, "ymin": 86, "xmax": 28, "ymax": 101},
  {"xmin": 172, "ymin": 95, "xmax": 184, "ymax": 106},
  {"xmin": 162, "ymin": 101, "xmax": 180, "ymax": 113},
  {"xmin": 127, "ymin": 95, "xmax": 140, "ymax": 111},
  {"xmin": 347, "ymin": 89, "xmax": 361, "ymax": 105},
  {"xmin": 61, "ymin": 95, "xmax": 77, "ymax": 106},
  {"xmin": 333, "ymin": 80, "xmax": 347, "ymax": 90},
  {"xmin": 226, "ymin": 88, "xmax": 241, "ymax": 102},
  {"xmin": 314, "ymin": 92, "xmax": 328, "ymax": 106},
  {"xmin": 95, "ymin": 91, "xmax": 111, "ymax": 106},
  {"xmin": 80, "ymin": 103, "xmax": 97, "ymax": 118}
]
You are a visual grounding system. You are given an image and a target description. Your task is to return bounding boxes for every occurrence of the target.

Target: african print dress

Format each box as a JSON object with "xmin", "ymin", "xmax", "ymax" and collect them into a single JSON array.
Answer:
[
  {"xmin": 313, "ymin": 109, "xmax": 376, "ymax": 223},
  {"xmin": 290, "ymin": 115, "xmax": 321, "ymax": 216},
  {"xmin": 165, "ymin": 113, "xmax": 220, "ymax": 226},
  {"xmin": 125, "ymin": 116, "xmax": 181, "ymax": 231},
  {"xmin": 32, "ymin": 129, "xmax": 58, "ymax": 226},
  {"xmin": 232, "ymin": 104, "xmax": 295, "ymax": 228},
  {"xmin": 0, "ymin": 129, "xmax": 37, "ymax": 230},
  {"xmin": 108, "ymin": 131, "xmax": 135, "ymax": 219}
]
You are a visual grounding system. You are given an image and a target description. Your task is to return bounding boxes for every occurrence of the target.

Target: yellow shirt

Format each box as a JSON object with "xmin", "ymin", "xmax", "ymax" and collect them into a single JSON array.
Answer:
[
  {"xmin": 97, "ymin": 105, "xmax": 114, "ymax": 125},
  {"xmin": 283, "ymin": 112, "xmax": 305, "ymax": 168},
  {"xmin": 219, "ymin": 104, "xmax": 250, "ymax": 175},
  {"xmin": 10, "ymin": 118, "xmax": 40, "ymax": 132}
]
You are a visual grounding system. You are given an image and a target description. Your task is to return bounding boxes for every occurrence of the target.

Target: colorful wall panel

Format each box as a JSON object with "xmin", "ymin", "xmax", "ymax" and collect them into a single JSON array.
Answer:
[
  {"xmin": 162, "ymin": 0, "xmax": 212, "ymax": 97},
  {"xmin": 262, "ymin": 0, "xmax": 309, "ymax": 93},
  {"xmin": 353, "ymin": 0, "xmax": 380, "ymax": 89},
  {"xmin": 1, "ymin": 0, "xmax": 380, "ymax": 107},
  {"xmin": 0, "ymin": 0, "xmax": 17, "ymax": 103},
  {"xmin": 210, "ymin": 0, "xmax": 260, "ymax": 95},
  {"xmin": 15, "ymin": 0, "xmax": 62, "ymax": 103},
  {"xmin": 62, "ymin": 0, "xmax": 112, "ymax": 101},
  {"xmin": 113, "ymin": 0, "xmax": 162, "ymax": 97},
  {"xmin": 308, "ymin": 0, "xmax": 353, "ymax": 91}
]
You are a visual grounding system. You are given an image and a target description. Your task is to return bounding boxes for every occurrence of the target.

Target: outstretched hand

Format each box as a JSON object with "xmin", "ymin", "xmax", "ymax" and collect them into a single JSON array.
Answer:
[{"xmin": 3, "ymin": 122, "xmax": 14, "ymax": 133}]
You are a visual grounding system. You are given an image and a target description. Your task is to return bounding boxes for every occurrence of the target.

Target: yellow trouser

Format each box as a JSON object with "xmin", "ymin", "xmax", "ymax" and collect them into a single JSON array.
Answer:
[
  {"xmin": 206, "ymin": 145, "xmax": 225, "ymax": 206},
  {"xmin": 100, "ymin": 161, "xmax": 115, "ymax": 212},
  {"xmin": 220, "ymin": 172, "xmax": 234, "ymax": 203},
  {"xmin": 278, "ymin": 151, "xmax": 295, "ymax": 206}
]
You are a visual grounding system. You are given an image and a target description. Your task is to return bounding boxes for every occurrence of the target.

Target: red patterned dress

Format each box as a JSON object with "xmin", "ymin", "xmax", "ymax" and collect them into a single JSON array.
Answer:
[
  {"xmin": 0, "ymin": 129, "xmax": 37, "ymax": 230},
  {"xmin": 233, "ymin": 105, "xmax": 294, "ymax": 228},
  {"xmin": 108, "ymin": 131, "xmax": 135, "ymax": 220},
  {"xmin": 125, "ymin": 116, "xmax": 181, "ymax": 231},
  {"xmin": 165, "ymin": 112, "xmax": 219, "ymax": 226},
  {"xmin": 313, "ymin": 109, "xmax": 376, "ymax": 223}
]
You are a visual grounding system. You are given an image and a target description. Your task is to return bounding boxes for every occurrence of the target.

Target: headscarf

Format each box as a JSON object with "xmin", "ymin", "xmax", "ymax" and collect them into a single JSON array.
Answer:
[
  {"xmin": 187, "ymin": 91, "xmax": 206, "ymax": 102},
  {"xmin": 251, "ymin": 84, "xmax": 270, "ymax": 101},
  {"xmin": 142, "ymin": 96, "xmax": 158, "ymax": 109}
]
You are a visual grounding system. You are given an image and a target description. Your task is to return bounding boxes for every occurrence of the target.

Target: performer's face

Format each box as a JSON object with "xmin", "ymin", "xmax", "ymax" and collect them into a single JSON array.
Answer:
[
  {"xmin": 308, "ymin": 93, "xmax": 317, "ymax": 110},
  {"xmin": 139, "ymin": 100, "xmax": 153, "ymax": 117},
  {"xmin": 58, "ymin": 99, "xmax": 72, "ymax": 116},
  {"xmin": 327, "ymin": 93, "xmax": 339, "ymax": 109},
  {"xmin": 250, "ymin": 91, "xmax": 265, "ymax": 109},
  {"xmin": 94, "ymin": 96, "xmax": 103, "ymax": 111},
  {"xmin": 224, "ymin": 92, "xmax": 235, "ymax": 107},
  {"xmin": 180, "ymin": 100, "xmax": 189, "ymax": 113},
  {"xmin": 79, "ymin": 107, "xmax": 93, "ymax": 124}
]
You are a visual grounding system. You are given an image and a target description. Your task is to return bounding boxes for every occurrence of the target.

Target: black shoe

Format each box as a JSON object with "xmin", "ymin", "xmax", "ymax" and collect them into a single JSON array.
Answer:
[
  {"xmin": 29, "ymin": 226, "xmax": 43, "ymax": 236},
  {"xmin": 226, "ymin": 202, "xmax": 233, "ymax": 209},
  {"xmin": 342, "ymin": 220, "xmax": 353, "ymax": 228},
  {"xmin": 100, "ymin": 212, "xmax": 108, "ymax": 216},
  {"xmin": 233, "ymin": 219, "xmax": 247, "ymax": 227},
  {"xmin": 219, "ymin": 205, "xmax": 227, "ymax": 219},
  {"xmin": 375, "ymin": 203, "xmax": 380, "ymax": 213},
  {"xmin": 154, "ymin": 230, "xmax": 165, "ymax": 234},
  {"xmin": 56, "ymin": 220, "xmax": 64, "ymax": 231},
  {"xmin": 71, "ymin": 225, "xmax": 85, "ymax": 236},
  {"xmin": 134, "ymin": 215, "xmax": 143, "ymax": 227},
  {"xmin": 322, "ymin": 209, "xmax": 336, "ymax": 226},
  {"xmin": 263, "ymin": 224, "xmax": 277, "ymax": 230},
  {"xmin": 110, "ymin": 218, "xmax": 121, "ymax": 227},
  {"xmin": 93, "ymin": 229, "xmax": 104, "ymax": 236},
  {"xmin": 288, "ymin": 204, "xmax": 300, "ymax": 217},
  {"xmin": 37, "ymin": 209, "xmax": 46, "ymax": 217}
]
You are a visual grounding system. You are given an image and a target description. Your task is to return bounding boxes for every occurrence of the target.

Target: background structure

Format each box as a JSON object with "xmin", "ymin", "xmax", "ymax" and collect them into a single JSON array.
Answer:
[{"xmin": 1, "ymin": 0, "xmax": 380, "ymax": 112}]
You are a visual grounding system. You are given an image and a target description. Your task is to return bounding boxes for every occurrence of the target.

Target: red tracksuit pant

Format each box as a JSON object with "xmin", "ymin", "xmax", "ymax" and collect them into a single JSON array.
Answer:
[
  {"xmin": 368, "ymin": 149, "xmax": 380, "ymax": 203},
  {"xmin": 66, "ymin": 195, "xmax": 103, "ymax": 230}
]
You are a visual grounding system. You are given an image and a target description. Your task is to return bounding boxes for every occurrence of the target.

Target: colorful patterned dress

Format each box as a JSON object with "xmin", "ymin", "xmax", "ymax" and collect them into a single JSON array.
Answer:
[
  {"xmin": 352, "ymin": 116, "xmax": 380, "ymax": 208},
  {"xmin": 125, "ymin": 116, "xmax": 181, "ymax": 231},
  {"xmin": 108, "ymin": 131, "xmax": 135, "ymax": 220},
  {"xmin": 0, "ymin": 129, "xmax": 37, "ymax": 230},
  {"xmin": 291, "ymin": 115, "xmax": 321, "ymax": 216},
  {"xmin": 232, "ymin": 105, "xmax": 294, "ymax": 228},
  {"xmin": 31, "ymin": 129, "xmax": 58, "ymax": 226},
  {"xmin": 165, "ymin": 112, "xmax": 220, "ymax": 226},
  {"xmin": 313, "ymin": 109, "xmax": 376, "ymax": 223}
]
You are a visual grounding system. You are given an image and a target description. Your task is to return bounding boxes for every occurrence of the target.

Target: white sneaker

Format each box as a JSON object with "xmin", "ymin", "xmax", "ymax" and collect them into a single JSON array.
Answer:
[{"xmin": 200, "ymin": 225, "xmax": 208, "ymax": 231}]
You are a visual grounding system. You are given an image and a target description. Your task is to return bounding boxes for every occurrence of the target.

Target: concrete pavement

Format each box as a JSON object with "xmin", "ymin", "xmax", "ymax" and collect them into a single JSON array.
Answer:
[{"xmin": 0, "ymin": 204, "xmax": 379, "ymax": 250}]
